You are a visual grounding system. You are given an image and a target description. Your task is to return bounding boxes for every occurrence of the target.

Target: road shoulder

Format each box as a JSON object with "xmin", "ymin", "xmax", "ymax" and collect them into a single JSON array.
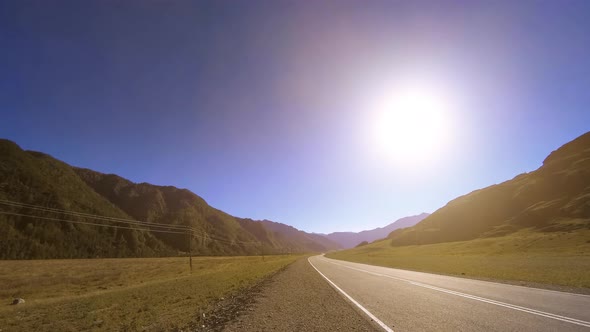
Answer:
[{"xmin": 220, "ymin": 257, "xmax": 378, "ymax": 331}]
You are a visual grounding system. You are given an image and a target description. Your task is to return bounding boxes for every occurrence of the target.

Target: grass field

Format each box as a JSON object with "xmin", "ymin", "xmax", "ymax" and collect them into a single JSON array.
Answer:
[
  {"xmin": 327, "ymin": 229, "xmax": 590, "ymax": 290},
  {"xmin": 0, "ymin": 255, "xmax": 300, "ymax": 331}
]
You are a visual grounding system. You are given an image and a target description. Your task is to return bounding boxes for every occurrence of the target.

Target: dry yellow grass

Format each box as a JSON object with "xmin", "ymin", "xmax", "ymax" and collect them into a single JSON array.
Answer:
[
  {"xmin": 328, "ymin": 229, "xmax": 590, "ymax": 289},
  {"xmin": 0, "ymin": 255, "xmax": 300, "ymax": 331}
]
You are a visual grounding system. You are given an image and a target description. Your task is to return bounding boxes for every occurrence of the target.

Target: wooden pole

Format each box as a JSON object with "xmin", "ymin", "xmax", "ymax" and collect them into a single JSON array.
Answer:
[{"xmin": 188, "ymin": 230, "xmax": 193, "ymax": 272}]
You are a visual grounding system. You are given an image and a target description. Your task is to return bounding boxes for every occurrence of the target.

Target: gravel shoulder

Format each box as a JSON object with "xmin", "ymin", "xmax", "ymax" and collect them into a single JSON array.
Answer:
[{"xmin": 221, "ymin": 257, "xmax": 378, "ymax": 331}]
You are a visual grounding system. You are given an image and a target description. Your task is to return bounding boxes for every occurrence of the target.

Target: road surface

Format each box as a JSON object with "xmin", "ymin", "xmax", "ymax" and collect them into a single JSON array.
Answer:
[{"xmin": 309, "ymin": 255, "xmax": 590, "ymax": 331}]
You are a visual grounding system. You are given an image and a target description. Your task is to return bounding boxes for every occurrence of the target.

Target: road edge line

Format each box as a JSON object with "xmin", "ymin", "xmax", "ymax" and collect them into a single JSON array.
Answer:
[
  {"xmin": 328, "ymin": 257, "xmax": 590, "ymax": 298},
  {"xmin": 324, "ymin": 258, "xmax": 590, "ymax": 328},
  {"xmin": 308, "ymin": 257, "xmax": 395, "ymax": 332}
]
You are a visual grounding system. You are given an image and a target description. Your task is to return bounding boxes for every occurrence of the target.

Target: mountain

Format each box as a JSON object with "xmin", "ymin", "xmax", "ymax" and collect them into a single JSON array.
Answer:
[
  {"xmin": 257, "ymin": 220, "xmax": 342, "ymax": 253},
  {"xmin": 0, "ymin": 140, "xmax": 160, "ymax": 259},
  {"xmin": 322, "ymin": 213, "xmax": 429, "ymax": 248},
  {"xmin": 0, "ymin": 139, "xmax": 339, "ymax": 259},
  {"xmin": 388, "ymin": 131, "xmax": 590, "ymax": 245}
]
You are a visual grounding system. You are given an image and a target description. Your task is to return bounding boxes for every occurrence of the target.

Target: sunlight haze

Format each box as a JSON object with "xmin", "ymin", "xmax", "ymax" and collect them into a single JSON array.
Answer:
[
  {"xmin": 1, "ymin": 2, "xmax": 590, "ymax": 330},
  {"xmin": 366, "ymin": 74, "xmax": 457, "ymax": 171},
  {"xmin": 2, "ymin": 1, "xmax": 589, "ymax": 233}
]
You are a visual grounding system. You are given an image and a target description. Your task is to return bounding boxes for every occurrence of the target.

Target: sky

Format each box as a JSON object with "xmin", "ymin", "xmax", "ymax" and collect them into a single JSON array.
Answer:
[{"xmin": 1, "ymin": 1, "xmax": 589, "ymax": 233}]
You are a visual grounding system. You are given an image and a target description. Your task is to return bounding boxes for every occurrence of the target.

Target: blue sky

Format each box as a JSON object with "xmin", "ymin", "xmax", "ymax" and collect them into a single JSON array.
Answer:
[{"xmin": 1, "ymin": 1, "xmax": 589, "ymax": 233}]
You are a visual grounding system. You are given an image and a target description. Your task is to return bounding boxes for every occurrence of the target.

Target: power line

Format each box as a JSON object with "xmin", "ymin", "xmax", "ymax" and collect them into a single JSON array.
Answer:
[
  {"xmin": 0, "ymin": 209, "xmax": 260, "ymax": 246},
  {"xmin": 0, "ymin": 199, "xmax": 192, "ymax": 231},
  {"xmin": 0, "ymin": 211, "xmax": 188, "ymax": 234},
  {"xmin": 0, "ymin": 199, "xmax": 263, "ymax": 246}
]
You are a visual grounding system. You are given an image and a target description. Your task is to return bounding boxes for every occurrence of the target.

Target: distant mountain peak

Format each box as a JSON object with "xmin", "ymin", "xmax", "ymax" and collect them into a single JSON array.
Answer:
[{"xmin": 321, "ymin": 213, "xmax": 430, "ymax": 248}]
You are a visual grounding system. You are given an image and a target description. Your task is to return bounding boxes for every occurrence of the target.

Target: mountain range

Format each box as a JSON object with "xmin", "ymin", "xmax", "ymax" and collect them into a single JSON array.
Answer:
[
  {"xmin": 4, "ymin": 131, "xmax": 587, "ymax": 260},
  {"xmin": 320, "ymin": 213, "xmax": 429, "ymax": 248},
  {"xmin": 0, "ymin": 139, "xmax": 340, "ymax": 259}
]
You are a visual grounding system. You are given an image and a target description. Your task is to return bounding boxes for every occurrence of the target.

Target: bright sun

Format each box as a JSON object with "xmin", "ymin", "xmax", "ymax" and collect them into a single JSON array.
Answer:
[{"xmin": 369, "ymin": 79, "xmax": 454, "ymax": 168}]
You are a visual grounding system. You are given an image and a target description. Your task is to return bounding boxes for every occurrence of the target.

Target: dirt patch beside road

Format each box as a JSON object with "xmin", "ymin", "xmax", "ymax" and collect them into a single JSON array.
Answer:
[{"xmin": 221, "ymin": 257, "xmax": 377, "ymax": 331}]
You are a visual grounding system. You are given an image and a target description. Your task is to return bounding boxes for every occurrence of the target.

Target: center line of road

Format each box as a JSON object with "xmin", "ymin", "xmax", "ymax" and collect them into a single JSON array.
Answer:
[
  {"xmin": 323, "ymin": 258, "xmax": 590, "ymax": 328},
  {"xmin": 308, "ymin": 257, "xmax": 395, "ymax": 332}
]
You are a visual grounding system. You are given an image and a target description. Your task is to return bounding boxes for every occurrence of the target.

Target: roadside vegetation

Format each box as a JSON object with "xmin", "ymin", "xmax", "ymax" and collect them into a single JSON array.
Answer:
[
  {"xmin": 327, "ymin": 228, "xmax": 590, "ymax": 289},
  {"xmin": 0, "ymin": 255, "xmax": 300, "ymax": 331}
]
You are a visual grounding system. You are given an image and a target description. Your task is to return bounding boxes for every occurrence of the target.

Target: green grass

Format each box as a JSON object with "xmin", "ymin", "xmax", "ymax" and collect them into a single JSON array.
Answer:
[
  {"xmin": 327, "ymin": 229, "xmax": 590, "ymax": 289},
  {"xmin": 0, "ymin": 255, "xmax": 300, "ymax": 331}
]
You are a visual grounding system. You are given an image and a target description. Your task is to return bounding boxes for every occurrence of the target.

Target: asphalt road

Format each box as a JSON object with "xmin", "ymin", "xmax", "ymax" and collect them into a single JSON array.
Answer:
[{"xmin": 309, "ymin": 255, "xmax": 590, "ymax": 332}]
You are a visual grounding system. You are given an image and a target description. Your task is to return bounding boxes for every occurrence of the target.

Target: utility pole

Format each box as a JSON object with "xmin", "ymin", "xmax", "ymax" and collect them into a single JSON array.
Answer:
[{"xmin": 188, "ymin": 230, "xmax": 193, "ymax": 272}]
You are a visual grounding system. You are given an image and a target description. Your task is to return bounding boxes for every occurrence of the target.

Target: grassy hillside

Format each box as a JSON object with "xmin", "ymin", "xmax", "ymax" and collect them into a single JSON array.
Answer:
[
  {"xmin": 328, "ymin": 229, "xmax": 590, "ymax": 289},
  {"xmin": 0, "ymin": 140, "xmax": 173, "ymax": 259},
  {"xmin": 0, "ymin": 255, "xmax": 299, "ymax": 331},
  {"xmin": 329, "ymin": 132, "xmax": 590, "ymax": 289},
  {"xmin": 0, "ymin": 139, "xmax": 338, "ymax": 258},
  {"xmin": 388, "ymin": 131, "xmax": 590, "ymax": 246}
]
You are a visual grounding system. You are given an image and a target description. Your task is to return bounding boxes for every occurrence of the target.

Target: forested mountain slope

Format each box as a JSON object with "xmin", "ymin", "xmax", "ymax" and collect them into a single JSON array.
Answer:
[{"xmin": 0, "ymin": 139, "xmax": 339, "ymax": 259}]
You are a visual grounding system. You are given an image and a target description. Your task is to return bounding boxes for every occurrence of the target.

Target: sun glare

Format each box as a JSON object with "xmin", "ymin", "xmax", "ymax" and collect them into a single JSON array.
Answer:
[{"xmin": 369, "ymin": 79, "xmax": 455, "ymax": 169}]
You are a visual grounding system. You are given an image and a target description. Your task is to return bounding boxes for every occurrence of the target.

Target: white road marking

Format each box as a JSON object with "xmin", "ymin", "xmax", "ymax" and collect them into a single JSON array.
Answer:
[
  {"xmin": 408, "ymin": 282, "xmax": 590, "ymax": 327},
  {"xmin": 308, "ymin": 257, "xmax": 395, "ymax": 332},
  {"xmin": 322, "ymin": 257, "xmax": 590, "ymax": 328},
  {"xmin": 329, "ymin": 257, "xmax": 590, "ymax": 298}
]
